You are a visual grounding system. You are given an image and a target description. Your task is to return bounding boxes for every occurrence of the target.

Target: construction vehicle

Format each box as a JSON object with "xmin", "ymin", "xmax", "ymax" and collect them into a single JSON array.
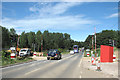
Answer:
[{"xmin": 7, "ymin": 47, "xmax": 21, "ymax": 56}]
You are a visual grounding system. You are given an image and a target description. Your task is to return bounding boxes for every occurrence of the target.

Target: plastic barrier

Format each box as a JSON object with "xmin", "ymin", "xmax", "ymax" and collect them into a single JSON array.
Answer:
[
  {"xmin": 33, "ymin": 52, "xmax": 36, "ymax": 57},
  {"xmin": 11, "ymin": 53, "xmax": 16, "ymax": 59},
  {"xmin": 87, "ymin": 52, "xmax": 90, "ymax": 57},
  {"xmin": 113, "ymin": 54, "xmax": 116, "ymax": 62}
]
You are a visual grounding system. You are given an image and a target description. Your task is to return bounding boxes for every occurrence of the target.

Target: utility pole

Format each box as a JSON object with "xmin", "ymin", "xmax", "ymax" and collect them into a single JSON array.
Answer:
[
  {"xmin": 16, "ymin": 35, "xmax": 20, "ymax": 56},
  {"xmin": 113, "ymin": 40, "xmax": 114, "ymax": 54},
  {"xmin": 92, "ymin": 33, "xmax": 94, "ymax": 51},
  {"xmin": 109, "ymin": 39, "xmax": 112, "ymax": 46},
  {"xmin": 94, "ymin": 27, "xmax": 97, "ymax": 57},
  {"xmin": 91, "ymin": 33, "xmax": 94, "ymax": 62},
  {"xmin": 41, "ymin": 34, "xmax": 43, "ymax": 52},
  {"xmin": 34, "ymin": 43, "xmax": 35, "ymax": 52}
]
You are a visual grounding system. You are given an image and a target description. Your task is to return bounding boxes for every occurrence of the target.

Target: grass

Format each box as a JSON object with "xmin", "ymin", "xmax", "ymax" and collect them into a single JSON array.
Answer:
[
  {"xmin": 61, "ymin": 51, "xmax": 69, "ymax": 54},
  {"xmin": 118, "ymin": 48, "xmax": 120, "ymax": 52},
  {"xmin": 0, "ymin": 61, "xmax": 2, "ymax": 66},
  {"xmin": 96, "ymin": 48, "xmax": 100, "ymax": 57},
  {"xmin": 0, "ymin": 50, "xmax": 34, "ymax": 67},
  {"xmin": 36, "ymin": 51, "xmax": 48, "ymax": 57},
  {"xmin": 2, "ymin": 56, "xmax": 33, "ymax": 67}
]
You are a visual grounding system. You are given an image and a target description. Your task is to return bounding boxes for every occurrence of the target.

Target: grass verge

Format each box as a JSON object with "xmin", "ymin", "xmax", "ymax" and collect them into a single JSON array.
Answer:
[{"xmin": 2, "ymin": 57, "xmax": 33, "ymax": 67}]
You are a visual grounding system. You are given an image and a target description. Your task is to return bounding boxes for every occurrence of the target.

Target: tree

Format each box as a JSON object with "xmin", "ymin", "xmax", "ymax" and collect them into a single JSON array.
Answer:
[
  {"xmin": 35, "ymin": 30, "xmax": 42, "ymax": 51},
  {"xmin": 84, "ymin": 30, "xmax": 119, "ymax": 49},
  {"xmin": 9, "ymin": 28, "xmax": 17, "ymax": 46},
  {"xmin": 10, "ymin": 28, "xmax": 16, "ymax": 35},
  {"xmin": 19, "ymin": 31, "xmax": 28, "ymax": 48},
  {"xmin": 63, "ymin": 33, "xmax": 71, "ymax": 49},
  {"xmin": 1, "ymin": 26, "xmax": 10, "ymax": 48},
  {"xmin": 43, "ymin": 30, "xmax": 50, "ymax": 50},
  {"xmin": 27, "ymin": 32, "xmax": 35, "ymax": 50}
]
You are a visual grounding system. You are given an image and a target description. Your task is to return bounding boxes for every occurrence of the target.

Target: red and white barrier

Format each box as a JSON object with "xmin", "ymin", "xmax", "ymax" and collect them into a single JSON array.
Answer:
[
  {"xmin": 92, "ymin": 57, "xmax": 96, "ymax": 65},
  {"xmin": 113, "ymin": 54, "xmax": 116, "ymax": 62},
  {"xmin": 87, "ymin": 52, "xmax": 90, "ymax": 57},
  {"xmin": 33, "ymin": 52, "xmax": 36, "ymax": 57},
  {"xmin": 38, "ymin": 52, "xmax": 43, "ymax": 57},
  {"xmin": 11, "ymin": 53, "xmax": 16, "ymax": 59}
]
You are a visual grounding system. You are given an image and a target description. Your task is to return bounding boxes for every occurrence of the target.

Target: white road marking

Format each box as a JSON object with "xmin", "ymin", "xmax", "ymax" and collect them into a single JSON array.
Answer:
[
  {"xmin": 79, "ymin": 75, "xmax": 82, "ymax": 78},
  {"xmin": 53, "ymin": 55, "xmax": 74, "ymax": 64},
  {"xmin": 25, "ymin": 67, "xmax": 42, "ymax": 75},
  {"xmin": 78, "ymin": 59, "xmax": 82, "ymax": 67}
]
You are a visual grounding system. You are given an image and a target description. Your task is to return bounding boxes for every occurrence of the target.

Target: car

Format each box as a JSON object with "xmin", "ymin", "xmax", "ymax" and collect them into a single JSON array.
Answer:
[
  {"xmin": 19, "ymin": 48, "xmax": 31, "ymax": 57},
  {"xmin": 70, "ymin": 50, "xmax": 74, "ymax": 55},
  {"xmin": 47, "ymin": 49, "xmax": 62, "ymax": 60}
]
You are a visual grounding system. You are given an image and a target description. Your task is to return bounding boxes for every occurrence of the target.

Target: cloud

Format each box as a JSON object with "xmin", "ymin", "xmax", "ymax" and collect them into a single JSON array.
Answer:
[
  {"xmin": 2, "ymin": 15, "xmax": 97, "ymax": 33},
  {"xmin": 106, "ymin": 13, "xmax": 118, "ymax": 18},
  {"xmin": 29, "ymin": 2, "xmax": 82, "ymax": 16},
  {"xmin": 2, "ymin": 2, "xmax": 98, "ymax": 35},
  {"xmin": 2, "ymin": 0, "xmax": 119, "ymax": 2}
]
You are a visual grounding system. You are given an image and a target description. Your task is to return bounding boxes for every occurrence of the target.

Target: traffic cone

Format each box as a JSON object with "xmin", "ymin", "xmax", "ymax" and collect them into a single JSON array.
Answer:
[
  {"xmin": 91, "ymin": 57, "xmax": 94, "ymax": 63},
  {"xmin": 92, "ymin": 57, "xmax": 96, "ymax": 66},
  {"xmin": 96, "ymin": 60, "xmax": 101, "ymax": 71}
]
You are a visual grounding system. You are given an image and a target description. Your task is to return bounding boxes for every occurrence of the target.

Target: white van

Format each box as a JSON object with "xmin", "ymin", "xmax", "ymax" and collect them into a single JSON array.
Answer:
[{"xmin": 19, "ymin": 48, "xmax": 31, "ymax": 57}]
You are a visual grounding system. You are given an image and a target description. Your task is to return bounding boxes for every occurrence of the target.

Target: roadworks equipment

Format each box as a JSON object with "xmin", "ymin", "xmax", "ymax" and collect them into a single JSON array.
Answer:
[
  {"xmin": 96, "ymin": 60, "xmax": 102, "ymax": 71},
  {"xmin": 92, "ymin": 57, "xmax": 96, "ymax": 66}
]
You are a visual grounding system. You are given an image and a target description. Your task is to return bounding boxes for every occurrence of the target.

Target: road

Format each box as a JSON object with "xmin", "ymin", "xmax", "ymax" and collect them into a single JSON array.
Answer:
[{"xmin": 2, "ymin": 51, "xmax": 115, "ymax": 78}]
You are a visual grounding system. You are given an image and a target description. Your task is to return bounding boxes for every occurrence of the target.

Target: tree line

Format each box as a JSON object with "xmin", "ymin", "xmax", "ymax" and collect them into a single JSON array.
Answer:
[
  {"xmin": 1, "ymin": 26, "xmax": 84, "ymax": 51},
  {"xmin": 19, "ymin": 30, "xmax": 84, "ymax": 51},
  {"xmin": 1, "ymin": 25, "xmax": 119, "ymax": 51},
  {"xmin": 84, "ymin": 30, "xmax": 120, "ymax": 49}
]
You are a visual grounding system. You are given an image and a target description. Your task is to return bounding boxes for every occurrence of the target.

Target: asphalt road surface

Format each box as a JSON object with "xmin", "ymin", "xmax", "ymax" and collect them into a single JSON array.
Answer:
[{"xmin": 2, "ymin": 51, "xmax": 115, "ymax": 78}]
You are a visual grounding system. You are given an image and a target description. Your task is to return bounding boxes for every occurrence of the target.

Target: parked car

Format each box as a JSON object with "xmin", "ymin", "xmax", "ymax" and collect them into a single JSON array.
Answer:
[
  {"xmin": 19, "ymin": 48, "xmax": 31, "ymax": 57},
  {"xmin": 70, "ymin": 50, "xmax": 74, "ymax": 55},
  {"xmin": 47, "ymin": 49, "xmax": 62, "ymax": 60}
]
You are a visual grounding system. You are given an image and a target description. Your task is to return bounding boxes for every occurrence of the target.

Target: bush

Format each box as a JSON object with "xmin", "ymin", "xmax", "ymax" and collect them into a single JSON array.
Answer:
[
  {"xmin": 43, "ymin": 50, "xmax": 48, "ymax": 56},
  {"xmin": 96, "ymin": 49, "xmax": 100, "ymax": 57},
  {"xmin": 1, "ymin": 51, "xmax": 10, "ymax": 60},
  {"xmin": 58, "ymin": 48, "xmax": 67, "ymax": 53}
]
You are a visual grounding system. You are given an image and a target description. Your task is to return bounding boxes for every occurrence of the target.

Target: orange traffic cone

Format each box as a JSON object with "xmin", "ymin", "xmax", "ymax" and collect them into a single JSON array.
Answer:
[
  {"xmin": 96, "ymin": 60, "xmax": 101, "ymax": 71},
  {"xmin": 92, "ymin": 57, "xmax": 96, "ymax": 66}
]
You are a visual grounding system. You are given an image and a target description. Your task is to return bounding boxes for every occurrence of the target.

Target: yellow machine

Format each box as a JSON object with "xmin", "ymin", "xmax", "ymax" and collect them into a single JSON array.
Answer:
[{"xmin": 7, "ymin": 47, "xmax": 21, "ymax": 53}]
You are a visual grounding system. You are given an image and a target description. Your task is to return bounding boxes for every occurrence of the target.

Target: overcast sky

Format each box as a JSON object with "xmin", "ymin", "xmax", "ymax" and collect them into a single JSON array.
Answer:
[{"xmin": 1, "ymin": 2, "xmax": 118, "ymax": 41}]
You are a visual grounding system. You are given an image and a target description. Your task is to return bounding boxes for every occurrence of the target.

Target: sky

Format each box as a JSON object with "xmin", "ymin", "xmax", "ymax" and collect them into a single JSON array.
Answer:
[{"xmin": 1, "ymin": 2, "xmax": 118, "ymax": 41}]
